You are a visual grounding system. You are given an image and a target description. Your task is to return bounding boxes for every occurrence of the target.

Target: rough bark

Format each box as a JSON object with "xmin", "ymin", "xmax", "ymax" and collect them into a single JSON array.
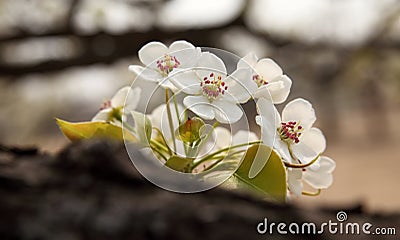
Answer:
[{"xmin": 0, "ymin": 140, "xmax": 398, "ymax": 239}]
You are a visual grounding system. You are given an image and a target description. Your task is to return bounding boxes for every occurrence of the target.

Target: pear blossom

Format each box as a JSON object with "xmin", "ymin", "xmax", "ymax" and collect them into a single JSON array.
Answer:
[
  {"xmin": 195, "ymin": 127, "xmax": 258, "ymax": 172},
  {"xmin": 170, "ymin": 52, "xmax": 255, "ymax": 124},
  {"xmin": 129, "ymin": 40, "xmax": 201, "ymax": 90},
  {"xmin": 256, "ymin": 97, "xmax": 326, "ymax": 165},
  {"xmin": 211, "ymin": 127, "xmax": 258, "ymax": 152},
  {"xmin": 287, "ymin": 168, "xmax": 303, "ymax": 196},
  {"xmin": 150, "ymin": 103, "xmax": 184, "ymax": 140},
  {"xmin": 238, "ymin": 52, "xmax": 292, "ymax": 104},
  {"xmin": 92, "ymin": 86, "xmax": 141, "ymax": 124},
  {"xmin": 149, "ymin": 103, "xmax": 186, "ymax": 155},
  {"xmin": 288, "ymin": 156, "xmax": 336, "ymax": 196}
]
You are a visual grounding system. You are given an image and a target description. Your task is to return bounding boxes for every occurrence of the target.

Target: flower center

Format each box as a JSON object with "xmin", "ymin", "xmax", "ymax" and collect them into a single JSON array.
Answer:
[
  {"xmin": 253, "ymin": 74, "xmax": 268, "ymax": 87},
  {"xmin": 100, "ymin": 100, "xmax": 112, "ymax": 110},
  {"xmin": 200, "ymin": 72, "xmax": 228, "ymax": 101},
  {"xmin": 156, "ymin": 54, "xmax": 180, "ymax": 77},
  {"xmin": 277, "ymin": 121, "xmax": 303, "ymax": 144}
]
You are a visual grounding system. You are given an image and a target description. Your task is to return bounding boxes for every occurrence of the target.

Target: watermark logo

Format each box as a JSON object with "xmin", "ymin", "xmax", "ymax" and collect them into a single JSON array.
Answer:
[
  {"xmin": 257, "ymin": 211, "xmax": 396, "ymax": 236},
  {"xmin": 336, "ymin": 211, "xmax": 347, "ymax": 222}
]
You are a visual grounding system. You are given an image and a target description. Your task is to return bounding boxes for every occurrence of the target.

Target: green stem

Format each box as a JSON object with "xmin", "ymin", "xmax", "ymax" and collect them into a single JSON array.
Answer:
[
  {"xmin": 150, "ymin": 139, "xmax": 170, "ymax": 155},
  {"xmin": 150, "ymin": 142, "xmax": 168, "ymax": 161},
  {"xmin": 283, "ymin": 154, "xmax": 320, "ymax": 168},
  {"xmin": 152, "ymin": 127, "xmax": 172, "ymax": 155},
  {"xmin": 196, "ymin": 156, "xmax": 224, "ymax": 172},
  {"xmin": 173, "ymin": 94, "xmax": 181, "ymax": 126},
  {"xmin": 284, "ymin": 143, "xmax": 321, "ymax": 168},
  {"xmin": 200, "ymin": 150, "xmax": 246, "ymax": 172},
  {"xmin": 165, "ymin": 88, "xmax": 177, "ymax": 152},
  {"xmin": 191, "ymin": 140, "xmax": 261, "ymax": 170},
  {"xmin": 302, "ymin": 189, "xmax": 321, "ymax": 196},
  {"xmin": 197, "ymin": 121, "xmax": 219, "ymax": 154},
  {"xmin": 180, "ymin": 108, "xmax": 190, "ymax": 156},
  {"xmin": 186, "ymin": 144, "xmax": 197, "ymax": 158}
]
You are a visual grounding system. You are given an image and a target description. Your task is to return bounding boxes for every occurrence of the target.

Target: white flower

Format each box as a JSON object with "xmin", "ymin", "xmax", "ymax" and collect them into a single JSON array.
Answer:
[
  {"xmin": 149, "ymin": 103, "xmax": 186, "ymax": 155},
  {"xmin": 205, "ymin": 127, "xmax": 258, "ymax": 154},
  {"xmin": 238, "ymin": 52, "xmax": 292, "ymax": 104},
  {"xmin": 256, "ymin": 97, "xmax": 326, "ymax": 164},
  {"xmin": 170, "ymin": 52, "xmax": 254, "ymax": 124},
  {"xmin": 92, "ymin": 86, "xmax": 141, "ymax": 124},
  {"xmin": 149, "ymin": 103, "xmax": 184, "ymax": 141},
  {"xmin": 287, "ymin": 168, "xmax": 303, "ymax": 196},
  {"xmin": 195, "ymin": 127, "xmax": 258, "ymax": 172},
  {"xmin": 129, "ymin": 40, "xmax": 201, "ymax": 90},
  {"xmin": 287, "ymin": 156, "xmax": 336, "ymax": 196}
]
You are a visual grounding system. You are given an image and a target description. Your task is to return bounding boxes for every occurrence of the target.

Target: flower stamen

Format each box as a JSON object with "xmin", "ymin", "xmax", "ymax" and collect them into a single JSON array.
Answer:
[
  {"xmin": 277, "ymin": 121, "xmax": 303, "ymax": 144},
  {"xmin": 252, "ymin": 74, "xmax": 268, "ymax": 87},
  {"xmin": 200, "ymin": 72, "xmax": 228, "ymax": 101},
  {"xmin": 156, "ymin": 54, "xmax": 180, "ymax": 76},
  {"xmin": 100, "ymin": 100, "xmax": 112, "ymax": 110}
]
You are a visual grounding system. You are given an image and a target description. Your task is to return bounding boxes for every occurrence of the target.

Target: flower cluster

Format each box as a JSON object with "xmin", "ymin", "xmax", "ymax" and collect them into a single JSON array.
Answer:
[{"xmin": 67, "ymin": 40, "xmax": 335, "ymax": 199}]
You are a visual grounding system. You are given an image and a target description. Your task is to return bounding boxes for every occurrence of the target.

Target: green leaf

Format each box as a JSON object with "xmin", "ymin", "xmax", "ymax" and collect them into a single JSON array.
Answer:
[
  {"xmin": 199, "ymin": 159, "xmax": 239, "ymax": 181},
  {"xmin": 131, "ymin": 111, "xmax": 152, "ymax": 145},
  {"xmin": 165, "ymin": 155, "xmax": 194, "ymax": 173},
  {"xmin": 233, "ymin": 144, "xmax": 287, "ymax": 202},
  {"xmin": 56, "ymin": 118, "xmax": 136, "ymax": 142}
]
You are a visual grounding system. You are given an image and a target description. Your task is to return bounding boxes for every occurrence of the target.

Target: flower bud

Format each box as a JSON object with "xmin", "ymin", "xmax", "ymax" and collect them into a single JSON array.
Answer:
[{"xmin": 175, "ymin": 117, "xmax": 205, "ymax": 144}]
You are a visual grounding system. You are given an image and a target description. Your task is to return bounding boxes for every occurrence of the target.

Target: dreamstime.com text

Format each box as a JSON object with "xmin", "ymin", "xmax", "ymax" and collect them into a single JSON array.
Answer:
[{"xmin": 257, "ymin": 211, "xmax": 396, "ymax": 236}]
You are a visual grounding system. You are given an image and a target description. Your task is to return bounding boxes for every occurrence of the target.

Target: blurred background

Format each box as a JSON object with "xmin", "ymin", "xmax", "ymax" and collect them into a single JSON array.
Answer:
[{"xmin": 0, "ymin": 0, "xmax": 399, "ymax": 212}]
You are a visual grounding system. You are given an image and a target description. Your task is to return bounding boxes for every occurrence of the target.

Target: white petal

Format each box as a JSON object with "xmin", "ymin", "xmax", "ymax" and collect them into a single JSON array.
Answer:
[
  {"xmin": 224, "ymin": 68, "xmax": 257, "ymax": 103},
  {"xmin": 316, "ymin": 156, "xmax": 336, "ymax": 173},
  {"xmin": 232, "ymin": 130, "xmax": 259, "ymax": 151},
  {"xmin": 254, "ymin": 75, "xmax": 292, "ymax": 104},
  {"xmin": 255, "ymin": 58, "xmax": 283, "ymax": 81},
  {"xmin": 150, "ymin": 103, "xmax": 184, "ymax": 140},
  {"xmin": 169, "ymin": 40, "xmax": 200, "ymax": 68},
  {"xmin": 159, "ymin": 79, "xmax": 178, "ymax": 91},
  {"xmin": 274, "ymin": 139, "xmax": 292, "ymax": 162},
  {"xmin": 237, "ymin": 52, "xmax": 258, "ymax": 69},
  {"xmin": 176, "ymin": 48, "xmax": 201, "ymax": 68},
  {"xmin": 256, "ymin": 98, "xmax": 280, "ymax": 148},
  {"xmin": 304, "ymin": 172, "xmax": 333, "ymax": 189},
  {"xmin": 196, "ymin": 52, "xmax": 227, "ymax": 80},
  {"xmin": 256, "ymin": 98, "xmax": 281, "ymax": 127},
  {"xmin": 138, "ymin": 41, "xmax": 168, "ymax": 66},
  {"xmin": 149, "ymin": 105, "xmax": 163, "ymax": 129},
  {"xmin": 268, "ymin": 75, "xmax": 292, "ymax": 104},
  {"xmin": 124, "ymin": 87, "xmax": 142, "ymax": 111},
  {"xmin": 257, "ymin": 116, "xmax": 273, "ymax": 147},
  {"xmin": 291, "ymin": 128, "xmax": 326, "ymax": 164},
  {"xmin": 213, "ymin": 127, "xmax": 232, "ymax": 149},
  {"xmin": 91, "ymin": 109, "xmax": 111, "ymax": 122},
  {"xmin": 169, "ymin": 40, "xmax": 196, "ymax": 52},
  {"xmin": 282, "ymin": 98, "xmax": 316, "ymax": 130},
  {"xmin": 303, "ymin": 157, "xmax": 334, "ymax": 189},
  {"xmin": 213, "ymin": 100, "xmax": 243, "ymax": 124},
  {"xmin": 129, "ymin": 65, "xmax": 162, "ymax": 82},
  {"xmin": 233, "ymin": 130, "xmax": 258, "ymax": 145},
  {"xmin": 169, "ymin": 69, "xmax": 201, "ymax": 94},
  {"xmin": 111, "ymin": 86, "xmax": 130, "ymax": 107},
  {"xmin": 183, "ymin": 95, "xmax": 215, "ymax": 120},
  {"xmin": 288, "ymin": 168, "xmax": 303, "ymax": 196}
]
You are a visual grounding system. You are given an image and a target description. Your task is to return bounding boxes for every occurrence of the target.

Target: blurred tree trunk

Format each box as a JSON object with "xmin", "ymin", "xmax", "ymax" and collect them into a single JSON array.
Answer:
[{"xmin": 0, "ymin": 140, "xmax": 398, "ymax": 239}]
